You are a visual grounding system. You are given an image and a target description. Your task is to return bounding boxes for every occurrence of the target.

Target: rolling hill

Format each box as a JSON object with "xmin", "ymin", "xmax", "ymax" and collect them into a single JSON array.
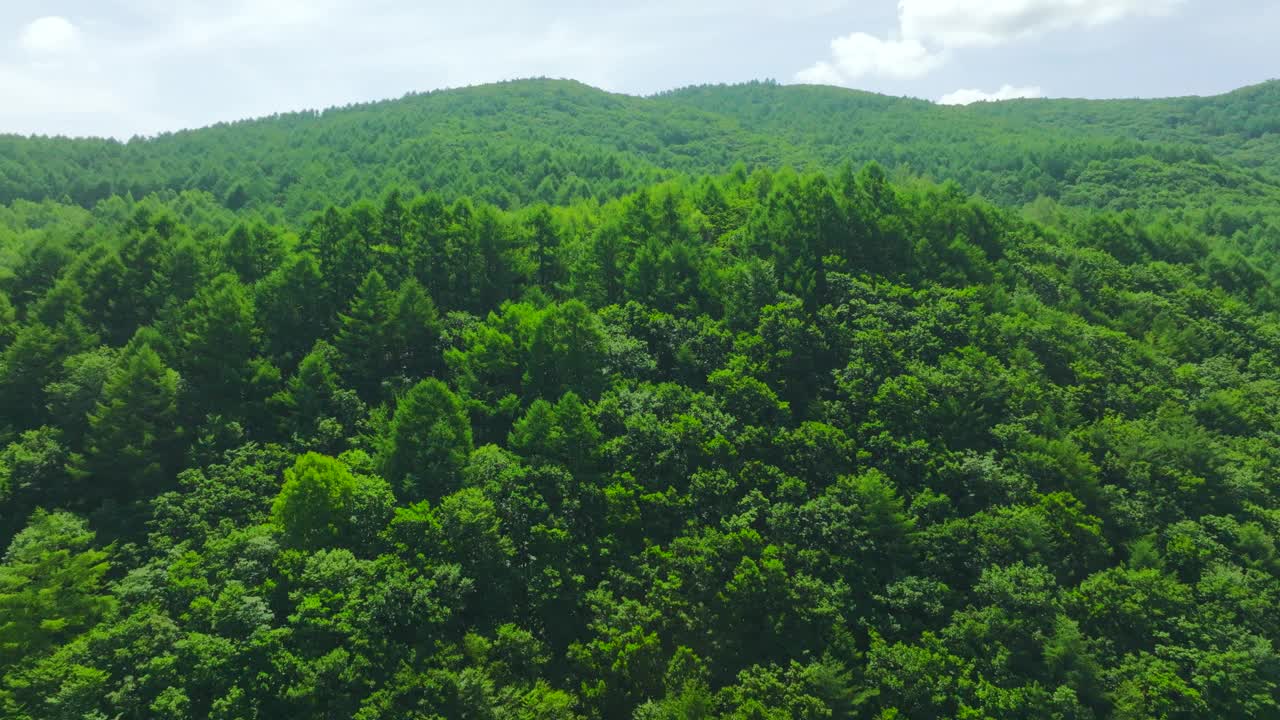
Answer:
[
  {"xmin": 2, "ymin": 78, "xmax": 1280, "ymax": 720},
  {"xmin": 3, "ymin": 78, "xmax": 1279, "ymax": 222}
]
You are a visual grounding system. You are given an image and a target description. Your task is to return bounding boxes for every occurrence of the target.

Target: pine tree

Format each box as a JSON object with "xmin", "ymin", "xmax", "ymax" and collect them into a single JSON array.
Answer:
[
  {"xmin": 382, "ymin": 378, "xmax": 472, "ymax": 501},
  {"xmin": 0, "ymin": 510, "xmax": 114, "ymax": 670},
  {"xmin": 527, "ymin": 206, "xmax": 565, "ymax": 290},
  {"xmin": 0, "ymin": 324, "xmax": 59, "ymax": 428},
  {"xmin": 223, "ymin": 221, "xmax": 284, "ymax": 284},
  {"xmin": 178, "ymin": 273, "xmax": 260, "ymax": 411},
  {"xmin": 71, "ymin": 343, "xmax": 182, "ymax": 499},
  {"xmin": 389, "ymin": 278, "xmax": 442, "ymax": 383},
  {"xmin": 269, "ymin": 341, "xmax": 363, "ymax": 450},
  {"xmin": 527, "ymin": 300, "xmax": 608, "ymax": 400},
  {"xmin": 257, "ymin": 252, "xmax": 330, "ymax": 366},
  {"xmin": 334, "ymin": 269, "xmax": 393, "ymax": 400}
]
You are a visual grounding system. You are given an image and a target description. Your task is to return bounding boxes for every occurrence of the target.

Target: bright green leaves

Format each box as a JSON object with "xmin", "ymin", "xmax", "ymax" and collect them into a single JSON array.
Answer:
[
  {"xmin": 0, "ymin": 510, "xmax": 113, "ymax": 670},
  {"xmin": 272, "ymin": 452, "xmax": 393, "ymax": 552},
  {"xmin": 272, "ymin": 453, "xmax": 358, "ymax": 551},
  {"xmin": 4, "ymin": 114, "xmax": 1280, "ymax": 720}
]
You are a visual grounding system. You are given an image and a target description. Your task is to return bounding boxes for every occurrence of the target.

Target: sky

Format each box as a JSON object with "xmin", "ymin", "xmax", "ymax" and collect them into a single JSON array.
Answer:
[{"xmin": 0, "ymin": 0, "xmax": 1274, "ymax": 139}]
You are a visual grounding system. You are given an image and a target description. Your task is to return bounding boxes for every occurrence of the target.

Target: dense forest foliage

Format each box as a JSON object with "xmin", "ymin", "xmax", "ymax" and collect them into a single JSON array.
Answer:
[
  {"xmin": 4, "ymin": 78, "xmax": 1280, "ymax": 219},
  {"xmin": 1, "ymin": 80, "xmax": 1279, "ymax": 719}
]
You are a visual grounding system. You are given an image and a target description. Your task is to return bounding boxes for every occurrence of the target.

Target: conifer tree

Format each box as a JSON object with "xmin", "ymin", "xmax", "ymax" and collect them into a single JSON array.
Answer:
[
  {"xmin": 527, "ymin": 300, "xmax": 609, "ymax": 400},
  {"xmin": 257, "ymin": 252, "xmax": 329, "ymax": 366},
  {"xmin": 71, "ymin": 343, "xmax": 181, "ymax": 498},
  {"xmin": 178, "ymin": 273, "xmax": 260, "ymax": 411},
  {"xmin": 0, "ymin": 510, "xmax": 113, "ymax": 670},
  {"xmin": 389, "ymin": 278, "xmax": 442, "ymax": 382},
  {"xmin": 270, "ymin": 341, "xmax": 363, "ymax": 450},
  {"xmin": 334, "ymin": 269, "xmax": 393, "ymax": 400},
  {"xmin": 382, "ymin": 378, "xmax": 472, "ymax": 501}
]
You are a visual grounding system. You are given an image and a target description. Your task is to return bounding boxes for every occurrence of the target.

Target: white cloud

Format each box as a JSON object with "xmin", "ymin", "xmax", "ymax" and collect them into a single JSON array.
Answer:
[
  {"xmin": 19, "ymin": 16, "xmax": 82, "ymax": 54},
  {"xmin": 834, "ymin": 32, "xmax": 946, "ymax": 79},
  {"xmin": 795, "ymin": 61, "xmax": 846, "ymax": 86},
  {"xmin": 0, "ymin": 2, "xmax": 650, "ymax": 136},
  {"xmin": 902, "ymin": 0, "xmax": 1185, "ymax": 48},
  {"xmin": 793, "ymin": 32, "xmax": 946, "ymax": 85},
  {"xmin": 0, "ymin": 0, "xmax": 1234, "ymax": 138},
  {"xmin": 938, "ymin": 84, "xmax": 1043, "ymax": 104},
  {"xmin": 797, "ymin": 0, "xmax": 1187, "ymax": 85}
]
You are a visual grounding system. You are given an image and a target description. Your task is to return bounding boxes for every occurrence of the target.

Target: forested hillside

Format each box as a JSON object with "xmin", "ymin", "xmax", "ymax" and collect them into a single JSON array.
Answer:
[
  {"xmin": 4, "ymin": 78, "xmax": 1280, "ymax": 220},
  {"xmin": 1, "ymin": 80, "xmax": 1279, "ymax": 719}
]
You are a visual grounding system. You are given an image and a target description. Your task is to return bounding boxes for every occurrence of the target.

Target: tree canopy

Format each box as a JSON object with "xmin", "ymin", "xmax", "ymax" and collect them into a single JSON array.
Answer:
[{"xmin": 1, "ymin": 78, "xmax": 1279, "ymax": 719}]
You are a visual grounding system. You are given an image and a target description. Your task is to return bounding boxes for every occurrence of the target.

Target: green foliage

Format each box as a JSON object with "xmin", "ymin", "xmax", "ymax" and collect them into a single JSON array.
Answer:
[
  {"xmin": 334, "ymin": 269, "xmax": 394, "ymax": 400},
  {"xmin": 0, "ymin": 510, "xmax": 113, "ymax": 670},
  {"xmin": 527, "ymin": 300, "xmax": 611, "ymax": 400},
  {"xmin": 177, "ymin": 273, "xmax": 261, "ymax": 412},
  {"xmin": 269, "ymin": 340, "xmax": 365, "ymax": 452},
  {"xmin": 1, "ymin": 79, "xmax": 1280, "ymax": 720},
  {"xmin": 271, "ymin": 452, "xmax": 360, "ymax": 550},
  {"xmin": 382, "ymin": 378, "xmax": 474, "ymax": 501},
  {"xmin": 70, "ymin": 342, "xmax": 182, "ymax": 499}
]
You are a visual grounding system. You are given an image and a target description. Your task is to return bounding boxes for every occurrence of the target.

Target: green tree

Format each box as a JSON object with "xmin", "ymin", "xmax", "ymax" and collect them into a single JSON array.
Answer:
[
  {"xmin": 44, "ymin": 347, "xmax": 119, "ymax": 447},
  {"xmin": 526, "ymin": 205, "xmax": 565, "ymax": 290},
  {"xmin": 256, "ymin": 252, "xmax": 330, "ymax": 366},
  {"xmin": 383, "ymin": 379, "xmax": 473, "ymax": 501},
  {"xmin": 0, "ymin": 291, "xmax": 17, "ymax": 349},
  {"xmin": 271, "ymin": 452, "xmax": 358, "ymax": 550},
  {"xmin": 269, "ymin": 340, "xmax": 364, "ymax": 451},
  {"xmin": 334, "ymin": 269, "xmax": 394, "ymax": 400},
  {"xmin": 388, "ymin": 277, "xmax": 443, "ymax": 383},
  {"xmin": 0, "ymin": 510, "xmax": 114, "ymax": 670},
  {"xmin": 177, "ymin": 273, "xmax": 260, "ymax": 411},
  {"xmin": 0, "ymin": 427, "xmax": 70, "ymax": 523},
  {"xmin": 433, "ymin": 487, "xmax": 515, "ymax": 616},
  {"xmin": 0, "ymin": 323, "xmax": 61, "ymax": 428},
  {"xmin": 223, "ymin": 221, "xmax": 285, "ymax": 284},
  {"xmin": 527, "ymin": 300, "xmax": 609, "ymax": 400},
  {"xmin": 508, "ymin": 392, "xmax": 601, "ymax": 479},
  {"xmin": 70, "ymin": 343, "xmax": 182, "ymax": 499}
]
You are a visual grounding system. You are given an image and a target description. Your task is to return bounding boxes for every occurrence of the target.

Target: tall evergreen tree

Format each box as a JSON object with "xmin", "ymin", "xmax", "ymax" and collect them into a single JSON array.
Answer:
[
  {"xmin": 70, "ymin": 343, "xmax": 181, "ymax": 499},
  {"xmin": 269, "ymin": 340, "xmax": 363, "ymax": 451},
  {"xmin": 382, "ymin": 378, "xmax": 473, "ymax": 501},
  {"xmin": 257, "ymin": 252, "xmax": 330, "ymax": 367},
  {"xmin": 223, "ymin": 221, "xmax": 285, "ymax": 285},
  {"xmin": 178, "ymin": 273, "xmax": 260, "ymax": 412},
  {"xmin": 389, "ymin": 278, "xmax": 443, "ymax": 383},
  {"xmin": 527, "ymin": 300, "xmax": 609, "ymax": 400},
  {"xmin": 334, "ymin": 269, "xmax": 394, "ymax": 400}
]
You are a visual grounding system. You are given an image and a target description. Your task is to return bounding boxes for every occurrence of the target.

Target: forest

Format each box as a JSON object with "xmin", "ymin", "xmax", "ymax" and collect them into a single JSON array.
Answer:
[{"xmin": 1, "ymin": 78, "xmax": 1279, "ymax": 719}]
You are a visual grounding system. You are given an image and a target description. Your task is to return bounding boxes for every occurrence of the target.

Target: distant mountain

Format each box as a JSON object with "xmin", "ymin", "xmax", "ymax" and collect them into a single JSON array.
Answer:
[{"xmin": 2, "ymin": 78, "xmax": 1279, "ymax": 223}]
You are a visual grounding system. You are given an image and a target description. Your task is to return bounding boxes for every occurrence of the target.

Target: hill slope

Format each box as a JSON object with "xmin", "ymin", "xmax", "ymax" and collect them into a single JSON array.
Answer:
[
  {"xmin": 3, "ymin": 79, "xmax": 1279, "ymax": 222},
  {"xmin": 660, "ymin": 80, "xmax": 1280, "ymax": 211},
  {"xmin": 2, "ymin": 79, "xmax": 1280, "ymax": 720}
]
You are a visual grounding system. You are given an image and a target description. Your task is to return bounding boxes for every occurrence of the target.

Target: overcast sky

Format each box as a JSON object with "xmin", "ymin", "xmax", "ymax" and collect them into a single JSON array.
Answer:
[{"xmin": 1, "ymin": 0, "xmax": 1274, "ymax": 138}]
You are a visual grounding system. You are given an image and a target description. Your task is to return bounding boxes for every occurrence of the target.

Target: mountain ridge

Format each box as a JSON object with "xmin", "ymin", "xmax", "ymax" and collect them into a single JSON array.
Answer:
[
  {"xmin": 2, "ymin": 77, "xmax": 1278, "ymax": 228},
  {"xmin": 5, "ymin": 77, "xmax": 1278, "ymax": 143}
]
